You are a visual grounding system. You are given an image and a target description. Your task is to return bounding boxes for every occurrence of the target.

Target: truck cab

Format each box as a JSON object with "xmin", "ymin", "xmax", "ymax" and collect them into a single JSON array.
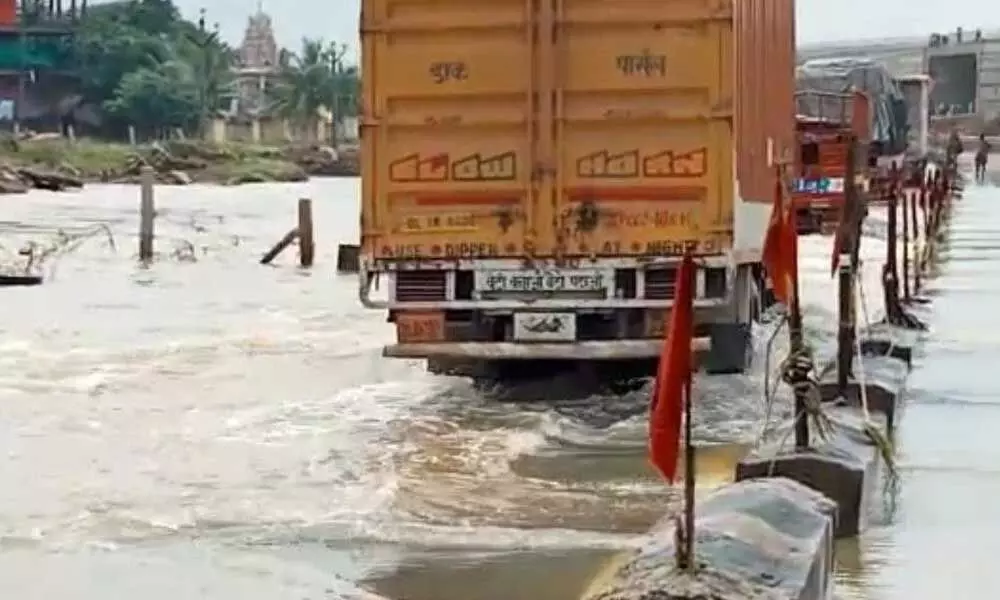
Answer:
[{"xmin": 792, "ymin": 90, "xmax": 872, "ymax": 234}]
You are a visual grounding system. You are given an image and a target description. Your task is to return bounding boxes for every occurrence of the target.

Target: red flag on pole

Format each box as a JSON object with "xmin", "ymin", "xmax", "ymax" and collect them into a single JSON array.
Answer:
[
  {"xmin": 648, "ymin": 253, "xmax": 696, "ymax": 483},
  {"xmin": 762, "ymin": 168, "xmax": 799, "ymax": 306}
]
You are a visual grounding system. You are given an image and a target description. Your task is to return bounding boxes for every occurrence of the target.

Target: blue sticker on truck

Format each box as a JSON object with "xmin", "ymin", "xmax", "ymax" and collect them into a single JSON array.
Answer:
[{"xmin": 793, "ymin": 177, "xmax": 844, "ymax": 194}]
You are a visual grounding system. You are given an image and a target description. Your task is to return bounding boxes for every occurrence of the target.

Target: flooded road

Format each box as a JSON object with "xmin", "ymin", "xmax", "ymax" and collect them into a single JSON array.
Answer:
[
  {"xmin": 834, "ymin": 173, "xmax": 1000, "ymax": 599},
  {"xmin": 0, "ymin": 175, "xmax": 988, "ymax": 599}
]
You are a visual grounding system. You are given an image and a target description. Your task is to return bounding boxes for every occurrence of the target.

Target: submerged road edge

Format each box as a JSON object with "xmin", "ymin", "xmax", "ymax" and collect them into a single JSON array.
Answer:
[{"xmin": 580, "ymin": 158, "xmax": 959, "ymax": 599}]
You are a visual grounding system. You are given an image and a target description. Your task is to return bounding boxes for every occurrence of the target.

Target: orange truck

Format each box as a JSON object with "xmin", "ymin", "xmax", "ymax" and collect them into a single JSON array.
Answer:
[
  {"xmin": 792, "ymin": 90, "xmax": 871, "ymax": 233},
  {"xmin": 358, "ymin": 0, "xmax": 796, "ymax": 376}
]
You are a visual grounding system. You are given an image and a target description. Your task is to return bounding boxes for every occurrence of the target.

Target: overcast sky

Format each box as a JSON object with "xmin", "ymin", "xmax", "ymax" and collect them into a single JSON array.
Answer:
[{"xmin": 169, "ymin": 0, "xmax": 993, "ymax": 57}]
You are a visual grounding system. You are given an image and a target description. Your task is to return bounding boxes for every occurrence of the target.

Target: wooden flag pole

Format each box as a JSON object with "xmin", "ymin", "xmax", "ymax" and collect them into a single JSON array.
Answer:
[
  {"xmin": 679, "ymin": 371, "xmax": 695, "ymax": 570},
  {"xmin": 776, "ymin": 161, "xmax": 809, "ymax": 449}
]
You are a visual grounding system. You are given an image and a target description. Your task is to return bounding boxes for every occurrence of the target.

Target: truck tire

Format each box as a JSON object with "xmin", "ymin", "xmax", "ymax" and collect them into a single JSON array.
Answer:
[
  {"xmin": 753, "ymin": 263, "xmax": 777, "ymax": 312},
  {"xmin": 427, "ymin": 357, "xmax": 496, "ymax": 378},
  {"xmin": 704, "ymin": 264, "xmax": 756, "ymax": 374},
  {"xmin": 747, "ymin": 263, "xmax": 773, "ymax": 314},
  {"xmin": 705, "ymin": 321, "xmax": 753, "ymax": 374},
  {"xmin": 761, "ymin": 286, "xmax": 777, "ymax": 312}
]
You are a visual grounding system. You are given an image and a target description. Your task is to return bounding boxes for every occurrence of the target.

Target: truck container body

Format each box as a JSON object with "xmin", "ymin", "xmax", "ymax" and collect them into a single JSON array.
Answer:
[
  {"xmin": 796, "ymin": 57, "xmax": 909, "ymax": 171},
  {"xmin": 359, "ymin": 0, "xmax": 796, "ymax": 373}
]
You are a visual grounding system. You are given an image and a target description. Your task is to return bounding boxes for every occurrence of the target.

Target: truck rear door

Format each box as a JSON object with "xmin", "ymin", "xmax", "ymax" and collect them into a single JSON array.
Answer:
[
  {"xmin": 542, "ymin": 0, "xmax": 735, "ymax": 258},
  {"xmin": 361, "ymin": 0, "xmax": 540, "ymax": 263}
]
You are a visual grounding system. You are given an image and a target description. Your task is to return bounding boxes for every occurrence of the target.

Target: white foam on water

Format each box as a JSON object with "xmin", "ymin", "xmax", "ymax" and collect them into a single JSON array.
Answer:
[{"xmin": 0, "ymin": 177, "xmax": 921, "ymax": 597}]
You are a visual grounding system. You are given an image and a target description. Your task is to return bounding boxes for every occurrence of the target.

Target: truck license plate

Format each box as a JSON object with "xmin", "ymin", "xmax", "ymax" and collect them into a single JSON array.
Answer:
[
  {"xmin": 396, "ymin": 311, "xmax": 445, "ymax": 343},
  {"xmin": 513, "ymin": 312, "xmax": 576, "ymax": 342}
]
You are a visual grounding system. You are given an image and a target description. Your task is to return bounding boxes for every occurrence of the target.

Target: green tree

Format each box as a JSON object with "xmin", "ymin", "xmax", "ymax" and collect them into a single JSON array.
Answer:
[
  {"xmin": 58, "ymin": 1, "xmax": 360, "ymax": 140},
  {"xmin": 102, "ymin": 61, "xmax": 201, "ymax": 137},
  {"xmin": 173, "ymin": 24, "xmax": 237, "ymax": 130},
  {"xmin": 70, "ymin": 0, "xmax": 233, "ymax": 137},
  {"xmin": 328, "ymin": 45, "xmax": 360, "ymax": 122},
  {"xmin": 73, "ymin": 15, "xmax": 176, "ymax": 106}
]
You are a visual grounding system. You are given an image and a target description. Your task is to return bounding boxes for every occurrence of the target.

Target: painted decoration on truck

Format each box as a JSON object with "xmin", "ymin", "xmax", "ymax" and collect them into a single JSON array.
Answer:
[
  {"xmin": 643, "ymin": 148, "xmax": 707, "ymax": 178},
  {"xmin": 389, "ymin": 153, "xmax": 450, "ymax": 182},
  {"xmin": 576, "ymin": 150, "xmax": 639, "ymax": 178},
  {"xmin": 451, "ymin": 151, "xmax": 517, "ymax": 181},
  {"xmin": 388, "ymin": 152, "xmax": 517, "ymax": 182},
  {"xmin": 574, "ymin": 148, "xmax": 708, "ymax": 179}
]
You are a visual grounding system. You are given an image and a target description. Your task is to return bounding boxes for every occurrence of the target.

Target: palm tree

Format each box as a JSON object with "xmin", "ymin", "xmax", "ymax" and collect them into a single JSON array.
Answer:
[
  {"xmin": 270, "ymin": 38, "xmax": 359, "ymax": 143},
  {"xmin": 327, "ymin": 43, "xmax": 360, "ymax": 135},
  {"xmin": 175, "ymin": 14, "xmax": 237, "ymax": 135}
]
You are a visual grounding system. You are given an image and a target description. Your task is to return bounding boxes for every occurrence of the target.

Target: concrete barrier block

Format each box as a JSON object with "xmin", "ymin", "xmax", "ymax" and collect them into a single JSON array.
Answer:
[
  {"xmin": 859, "ymin": 323, "xmax": 920, "ymax": 366},
  {"xmin": 581, "ymin": 478, "xmax": 835, "ymax": 600},
  {"xmin": 819, "ymin": 354, "xmax": 908, "ymax": 430},
  {"xmin": 818, "ymin": 381, "xmax": 897, "ymax": 430},
  {"xmin": 735, "ymin": 407, "xmax": 884, "ymax": 539},
  {"xmin": 859, "ymin": 338, "xmax": 912, "ymax": 365}
]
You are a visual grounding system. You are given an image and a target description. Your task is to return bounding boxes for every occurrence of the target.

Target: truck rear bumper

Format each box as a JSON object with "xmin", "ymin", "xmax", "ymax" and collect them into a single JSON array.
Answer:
[{"xmin": 382, "ymin": 337, "xmax": 711, "ymax": 361}]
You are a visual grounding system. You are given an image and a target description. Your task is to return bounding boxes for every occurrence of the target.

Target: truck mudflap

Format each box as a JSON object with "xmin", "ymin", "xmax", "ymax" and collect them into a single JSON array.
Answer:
[{"xmin": 383, "ymin": 337, "xmax": 711, "ymax": 361}]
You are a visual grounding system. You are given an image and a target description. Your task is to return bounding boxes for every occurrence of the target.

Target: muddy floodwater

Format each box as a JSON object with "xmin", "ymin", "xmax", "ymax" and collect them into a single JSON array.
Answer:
[{"xmin": 0, "ymin": 175, "xmax": 996, "ymax": 599}]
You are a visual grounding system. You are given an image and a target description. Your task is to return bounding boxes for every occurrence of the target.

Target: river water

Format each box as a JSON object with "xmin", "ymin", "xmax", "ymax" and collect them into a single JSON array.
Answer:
[{"xmin": 0, "ymin": 175, "xmax": 990, "ymax": 599}]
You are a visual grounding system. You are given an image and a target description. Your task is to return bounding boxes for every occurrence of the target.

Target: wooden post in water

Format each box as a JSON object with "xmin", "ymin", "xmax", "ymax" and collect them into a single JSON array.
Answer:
[
  {"xmin": 930, "ymin": 171, "xmax": 942, "ymax": 238},
  {"xmin": 789, "ymin": 280, "xmax": 809, "ymax": 449},
  {"xmin": 884, "ymin": 164, "xmax": 900, "ymax": 322},
  {"xmin": 921, "ymin": 175, "xmax": 932, "ymax": 272},
  {"xmin": 836, "ymin": 138, "xmax": 860, "ymax": 393},
  {"xmin": 681, "ymin": 374, "xmax": 695, "ymax": 570},
  {"xmin": 901, "ymin": 188, "xmax": 911, "ymax": 302},
  {"xmin": 297, "ymin": 198, "xmax": 315, "ymax": 267},
  {"xmin": 139, "ymin": 165, "xmax": 155, "ymax": 262},
  {"xmin": 912, "ymin": 189, "xmax": 922, "ymax": 293},
  {"xmin": 837, "ymin": 255, "xmax": 853, "ymax": 391},
  {"xmin": 260, "ymin": 228, "xmax": 299, "ymax": 265},
  {"xmin": 774, "ymin": 160, "xmax": 810, "ymax": 451},
  {"xmin": 922, "ymin": 176, "xmax": 931, "ymax": 240}
]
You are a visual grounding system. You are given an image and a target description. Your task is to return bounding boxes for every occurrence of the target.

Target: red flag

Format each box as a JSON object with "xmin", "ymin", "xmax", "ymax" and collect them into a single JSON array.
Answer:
[
  {"xmin": 648, "ymin": 253, "xmax": 695, "ymax": 483},
  {"xmin": 762, "ymin": 170, "xmax": 799, "ymax": 306}
]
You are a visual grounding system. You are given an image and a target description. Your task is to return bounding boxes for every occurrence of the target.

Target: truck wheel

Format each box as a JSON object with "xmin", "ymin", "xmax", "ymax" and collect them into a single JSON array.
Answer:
[
  {"xmin": 761, "ymin": 287, "xmax": 777, "ymax": 312},
  {"xmin": 750, "ymin": 263, "xmax": 775, "ymax": 313},
  {"xmin": 427, "ymin": 358, "xmax": 496, "ymax": 379},
  {"xmin": 705, "ymin": 322, "xmax": 753, "ymax": 375}
]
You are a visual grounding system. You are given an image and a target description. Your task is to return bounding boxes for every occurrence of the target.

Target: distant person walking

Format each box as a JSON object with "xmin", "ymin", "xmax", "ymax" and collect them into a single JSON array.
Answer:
[
  {"xmin": 948, "ymin": 130, "xmax": 963, "ymax": 153},
  {"xmin": 975, "ymin": 133, "xmax": 990, "ymax": 184},
  {"xmin": 948, "ymin": 129, "xmax": 964, "ymax": 169}
]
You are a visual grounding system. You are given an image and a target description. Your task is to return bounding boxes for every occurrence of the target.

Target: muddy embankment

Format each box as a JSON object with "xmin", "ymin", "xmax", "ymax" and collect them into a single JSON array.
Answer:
[{"xmin": 0, "ymin": 135, "xmax": 359, "ymax": 193}]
